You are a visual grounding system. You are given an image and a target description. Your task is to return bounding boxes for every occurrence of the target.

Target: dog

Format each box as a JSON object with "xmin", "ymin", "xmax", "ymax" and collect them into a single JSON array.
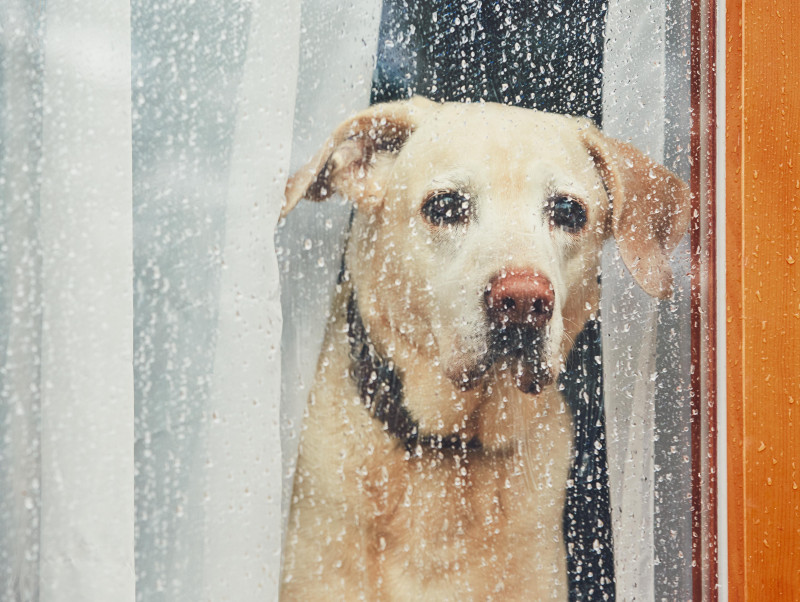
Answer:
[{"xmin": 279, "ymin": 97, "xmax": 689, "ymax": 600}]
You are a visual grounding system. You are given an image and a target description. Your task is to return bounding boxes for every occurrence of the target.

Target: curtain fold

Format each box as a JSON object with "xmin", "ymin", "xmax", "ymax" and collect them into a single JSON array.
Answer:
[
  {"xmin": 7, "ymin": 0, "xmax": 135, "ymax": 599},
  {"xmin": 0, "ymin": 2, "xmax": 45, "ymax": 598},
  {"xmin": 603, "ymin": 0, "xmax": 666, "ymax": 597},
  {"xmin": 604, "ymin": 0, "xmax": 692, "ymax": 599},
  {"xmin": 200, "ymin": 0, "xmax": 300, "ymax": 597},
  {"xmin": 130, "ymin": 0, "xmax": 302, "ymax": 598}
]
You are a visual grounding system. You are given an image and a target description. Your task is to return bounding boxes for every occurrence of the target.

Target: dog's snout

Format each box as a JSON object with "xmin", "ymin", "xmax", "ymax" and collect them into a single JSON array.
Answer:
[{"xmin": 484, "ymin": 270, "xmax": 555, "ymax": 328}]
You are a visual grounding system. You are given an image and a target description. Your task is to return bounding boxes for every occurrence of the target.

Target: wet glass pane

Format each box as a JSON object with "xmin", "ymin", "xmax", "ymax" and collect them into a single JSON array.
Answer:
[
  {"xmin": 0, "ymin": 0, "xmax": 717, "ymax": 598},
  {"xmin": 278, "ymin": 1, "xmax": 704, "ymax": 600}
]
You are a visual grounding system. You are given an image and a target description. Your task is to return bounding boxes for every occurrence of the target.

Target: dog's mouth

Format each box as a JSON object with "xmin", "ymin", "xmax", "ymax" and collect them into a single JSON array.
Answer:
[{"xmin": 450, "ymin": 322, "xmax": 553, "ymax": 394}]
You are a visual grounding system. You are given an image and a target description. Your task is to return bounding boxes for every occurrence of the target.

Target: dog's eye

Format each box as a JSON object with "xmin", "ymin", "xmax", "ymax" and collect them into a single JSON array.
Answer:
[
  {"xmin": 548, "ymin": 196, "xmax": 587, "ymax": 233},
  {"xmin": 421, "ymin": 192, "xmax": 472, "ymax": 227}
]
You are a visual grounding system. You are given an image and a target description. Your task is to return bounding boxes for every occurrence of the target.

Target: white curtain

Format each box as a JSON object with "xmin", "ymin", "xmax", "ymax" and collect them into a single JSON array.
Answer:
[
  {"xmin": 199, "ymin": 0, "xmax": 299, "ymax": 597},
  {"xmin": 604, "ymin": 0, "xmax": 692, "ymax": 599},
  {"xmin": 1, "ymin": 0, "xmax": 134, "ymax": 598},
  {"xmin": 38, "ymin": 1, "xmax": 135, "ymax": 598},
  {"xmin": 1, "ymin": 0, "xmax": 300, "ymax": 598}
]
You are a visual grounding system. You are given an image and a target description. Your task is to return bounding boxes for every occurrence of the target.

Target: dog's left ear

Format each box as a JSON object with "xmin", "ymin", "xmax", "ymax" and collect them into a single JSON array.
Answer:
[
  {"xmin": 282, "ymin": 97, "xmax": 435, "ymax": 219},
  {"xmin": 582, "ymin": 126, "xmax": 691, "ymax": 298}
]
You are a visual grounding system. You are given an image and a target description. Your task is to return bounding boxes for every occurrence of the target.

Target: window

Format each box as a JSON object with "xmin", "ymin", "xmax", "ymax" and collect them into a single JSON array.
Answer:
[
  {"xmin": 277, "ymin": 0, "xmax": 718, "ymax": 599},
  {"xmin": 4, "ymin": 0, "xmax": 799, "ymax": 600}
]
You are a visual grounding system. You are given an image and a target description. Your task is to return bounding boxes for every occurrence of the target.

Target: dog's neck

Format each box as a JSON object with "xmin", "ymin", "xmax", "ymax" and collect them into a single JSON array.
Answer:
[{"xmin": 345, "ymin": 289, "xmax": 481, "ymax": 455}]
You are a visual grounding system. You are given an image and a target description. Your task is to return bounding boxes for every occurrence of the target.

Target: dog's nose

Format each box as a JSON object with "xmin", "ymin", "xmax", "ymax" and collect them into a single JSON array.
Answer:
[{"xmin": 484, "ymin": 270, "xmax": 555, "ymax": 328}]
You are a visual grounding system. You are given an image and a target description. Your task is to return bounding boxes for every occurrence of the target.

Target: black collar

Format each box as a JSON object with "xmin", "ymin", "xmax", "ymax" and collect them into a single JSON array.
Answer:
[{"xmin": 345, "ymin": 291, "xmax": 481, "ymax": 455}]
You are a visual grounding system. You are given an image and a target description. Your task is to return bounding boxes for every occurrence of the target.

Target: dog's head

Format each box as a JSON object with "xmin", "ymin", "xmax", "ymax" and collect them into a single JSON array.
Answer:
[{"xmin": 283, "ymin": 98, "xmax": 689, "ymax": 430}]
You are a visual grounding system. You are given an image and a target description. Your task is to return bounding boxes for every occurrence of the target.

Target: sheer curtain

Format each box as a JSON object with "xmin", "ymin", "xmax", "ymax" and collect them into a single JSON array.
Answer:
[
  {"xmin": 1, "ymin": 0, "xmax": 299, "ymax": 599},
  {"xmin": 1, "ymin": 0, "xmax": 134, "ymax": 599},
  {"xmin": 604, "ymin": 0, "xmax": 692, "ymax": 599}
]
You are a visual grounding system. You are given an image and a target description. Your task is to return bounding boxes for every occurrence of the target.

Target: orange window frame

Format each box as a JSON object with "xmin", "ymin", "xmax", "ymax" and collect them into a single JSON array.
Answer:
[{"xmin": 726, "ymin": 0, "xmax": 800, "ymax": 598}]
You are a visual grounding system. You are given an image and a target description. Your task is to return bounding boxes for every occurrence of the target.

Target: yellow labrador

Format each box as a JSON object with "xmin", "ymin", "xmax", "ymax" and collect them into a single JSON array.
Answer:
[{"xmin": 279, "ymin": 97, "xmax": 689, "ymax": 600}]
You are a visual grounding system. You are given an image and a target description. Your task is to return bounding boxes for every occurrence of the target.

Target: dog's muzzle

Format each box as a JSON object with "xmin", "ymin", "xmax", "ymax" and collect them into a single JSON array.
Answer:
[{"xmin": 483, "ymin": 269, "xmax": 555, "ymax": 394}]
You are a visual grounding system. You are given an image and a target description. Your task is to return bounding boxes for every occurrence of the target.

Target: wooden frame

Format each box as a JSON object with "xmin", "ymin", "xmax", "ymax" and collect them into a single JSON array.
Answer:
[
  {"xmin": 726, "ymin": 0, "xmax": 800, "ymax": 598},
  {"xmin": 691, "ymin": 0, "xmax": 719, "ymax": 599}
]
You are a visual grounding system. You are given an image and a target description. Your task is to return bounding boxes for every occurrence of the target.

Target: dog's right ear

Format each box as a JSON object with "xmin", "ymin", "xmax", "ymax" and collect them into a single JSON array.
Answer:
[{"xmin": 282, "ymin": 97, "xmax": 435, "ymax": 219}]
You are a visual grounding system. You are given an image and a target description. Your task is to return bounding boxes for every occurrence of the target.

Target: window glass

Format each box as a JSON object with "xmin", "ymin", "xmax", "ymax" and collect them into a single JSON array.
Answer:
[
  {"xmin": 278, "ymin": 1, "xmax": 705, "ymax": 600},
  {"xmin": 0, "ymin": 0, "xmax": 715, "ymax": 598}
]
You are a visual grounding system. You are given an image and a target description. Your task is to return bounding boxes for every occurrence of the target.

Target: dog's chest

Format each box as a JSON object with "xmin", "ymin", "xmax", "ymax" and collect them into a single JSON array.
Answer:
[
  {"xmin": 283, "ymin": 311, "xmax": 570, "ymax": 600},
  {"xmin": 359, "ymin": 449, "xmax": 567, "ymax": 600}
]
